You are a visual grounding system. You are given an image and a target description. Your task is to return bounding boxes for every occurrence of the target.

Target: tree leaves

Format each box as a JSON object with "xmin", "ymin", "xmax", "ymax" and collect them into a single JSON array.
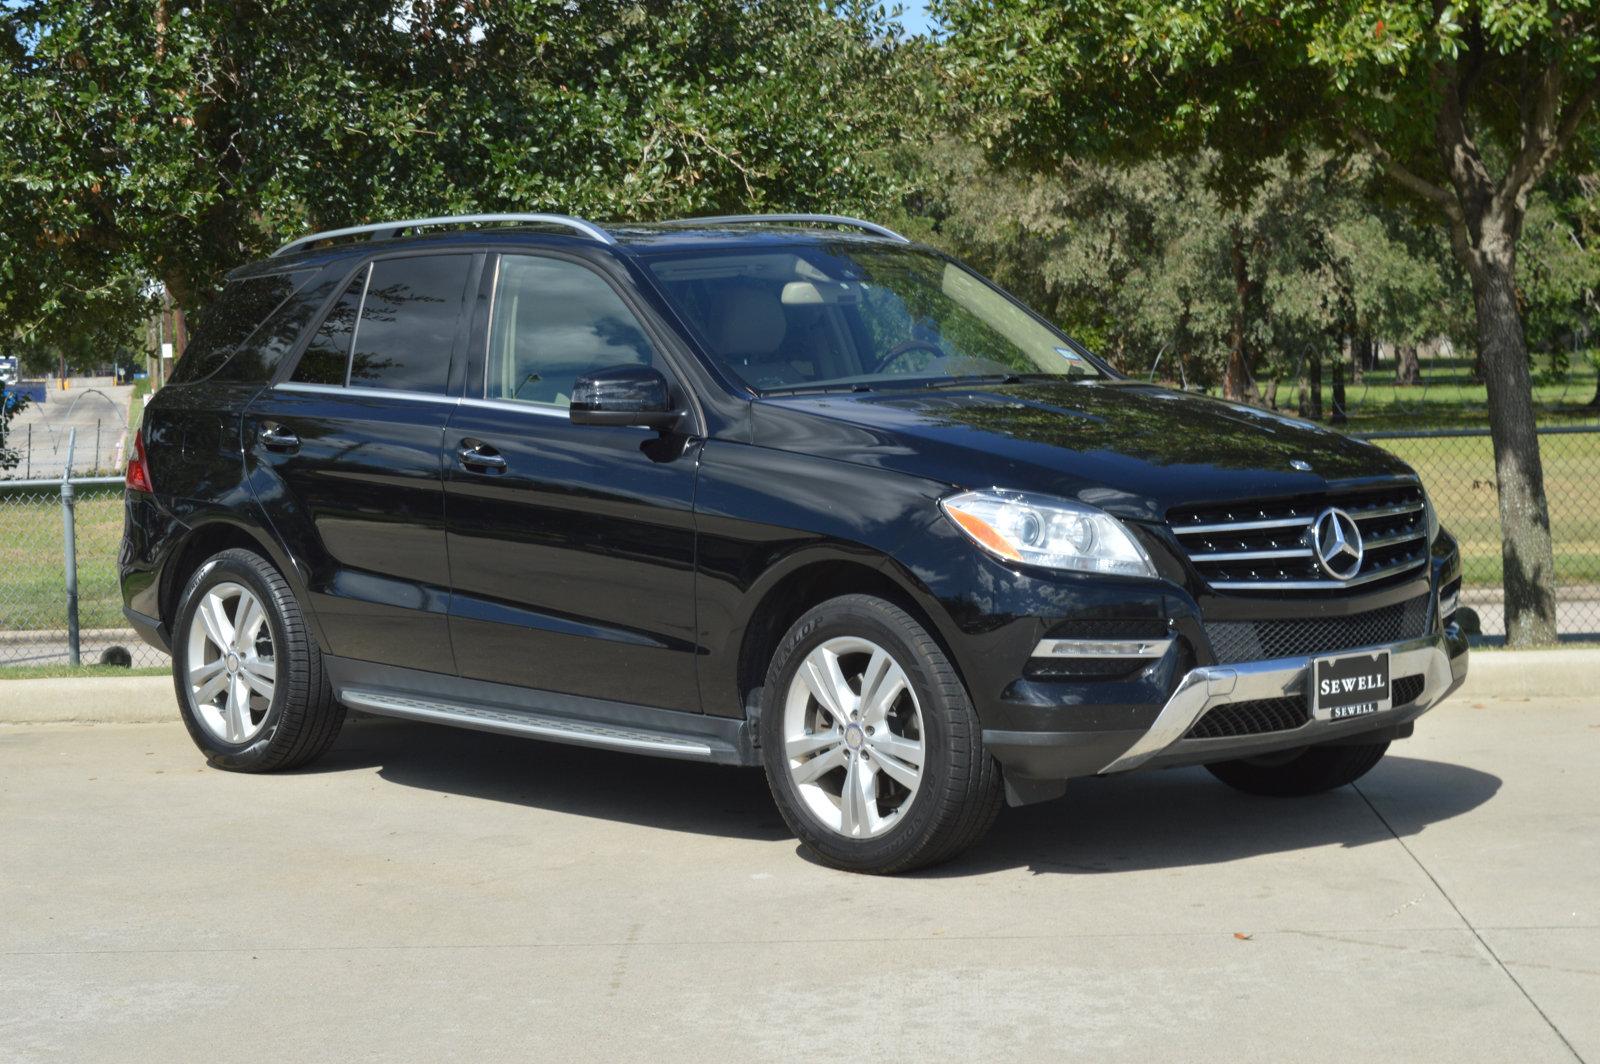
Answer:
[{"xmin": 0, "ymin": 0, "xmax": 907, "ymax": 336}]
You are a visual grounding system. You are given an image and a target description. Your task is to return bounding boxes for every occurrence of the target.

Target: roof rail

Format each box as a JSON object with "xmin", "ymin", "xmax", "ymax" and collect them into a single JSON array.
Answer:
[
  {"xmin": 271, "ymin": 213, "xmax": 614, "ymax": 258},
  {"xmin": 657, "ymin": 213, "xmax": 911, "ymax": 243}
]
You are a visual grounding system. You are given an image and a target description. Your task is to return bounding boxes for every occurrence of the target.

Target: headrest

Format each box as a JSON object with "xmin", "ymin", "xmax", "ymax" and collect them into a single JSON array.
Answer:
[{"xmin": 710, "ymin": 285, "xmax": 787, "ymax": 358}]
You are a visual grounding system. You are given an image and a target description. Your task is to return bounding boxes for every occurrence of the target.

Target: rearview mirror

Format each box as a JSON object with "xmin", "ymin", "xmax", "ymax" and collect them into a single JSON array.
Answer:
[{"xmin": 569, "ymin": 365, "xmax": 684, "ymax": 431}]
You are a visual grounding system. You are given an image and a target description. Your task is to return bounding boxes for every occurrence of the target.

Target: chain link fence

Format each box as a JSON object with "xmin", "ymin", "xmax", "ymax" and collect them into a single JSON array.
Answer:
[
  {"xmin": 1357, "ymin": 425, "xmax": 1600, "ymax": 641},
  {"xmin": 0, "ymin": 475, "xmax": 167, "ymax": 668}
]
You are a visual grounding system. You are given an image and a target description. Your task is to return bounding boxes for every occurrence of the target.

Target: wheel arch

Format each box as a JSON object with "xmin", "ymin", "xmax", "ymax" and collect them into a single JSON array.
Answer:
[
  {"xmin": 730, "ymin": 549, "xmax": 970, "ymax": 721},
  {"xmin": 159, "ymin": 516, "xmax": 318, "ymax": 645}
]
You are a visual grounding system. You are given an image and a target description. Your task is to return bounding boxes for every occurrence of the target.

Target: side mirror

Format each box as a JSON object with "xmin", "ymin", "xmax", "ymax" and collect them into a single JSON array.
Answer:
[{"xmin": 569, "ymin": 364, "xmax": 684, "ymax": 431}]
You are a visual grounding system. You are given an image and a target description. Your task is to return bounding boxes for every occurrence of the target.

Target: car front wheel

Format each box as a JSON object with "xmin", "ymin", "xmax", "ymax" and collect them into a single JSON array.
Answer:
[{"xmin": 759, "ymin": 594, "xmax": 1001, "ymax": 874}]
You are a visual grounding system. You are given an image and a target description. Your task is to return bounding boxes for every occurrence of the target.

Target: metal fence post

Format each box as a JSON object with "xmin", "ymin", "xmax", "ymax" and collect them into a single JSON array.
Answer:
[{"xmin": 60, "ymin": 429, "xmax": 80, "ymax": 666}]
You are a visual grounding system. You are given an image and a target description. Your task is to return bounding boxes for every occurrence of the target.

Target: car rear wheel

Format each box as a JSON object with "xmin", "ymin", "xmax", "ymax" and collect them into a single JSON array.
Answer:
[
  {"xmin": 1204, "ymin": 740, "xmax": 1389, "ymax": 797},
  {"xmin": 759, "ymin": 594, "xmax": 1001, "ymax": 874},
  {"xmin": 172, "ymin": 547, "xmax": 344, "ymax": 772}
]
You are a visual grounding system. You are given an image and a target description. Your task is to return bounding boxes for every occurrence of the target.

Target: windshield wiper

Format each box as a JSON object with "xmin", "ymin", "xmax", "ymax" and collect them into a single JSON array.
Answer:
[
  {"xmin": 919, "ymin": 373, "xmax": 1070, "ymax": 389},
  {"xmin": 760, "ymin": 382, "xmax": 876, "ymax": 396}
]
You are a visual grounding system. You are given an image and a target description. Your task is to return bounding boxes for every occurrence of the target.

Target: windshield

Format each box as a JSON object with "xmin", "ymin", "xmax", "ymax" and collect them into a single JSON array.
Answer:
[{"xmin": 641, "ymin": 244, "xmax": 1106, "ymax": 393}]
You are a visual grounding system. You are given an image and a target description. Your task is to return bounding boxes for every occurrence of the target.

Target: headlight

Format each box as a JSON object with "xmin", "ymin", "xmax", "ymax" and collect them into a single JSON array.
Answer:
[{"xmin": 939, "ymin": 489, "xmax": 1157, "ymax": 578}]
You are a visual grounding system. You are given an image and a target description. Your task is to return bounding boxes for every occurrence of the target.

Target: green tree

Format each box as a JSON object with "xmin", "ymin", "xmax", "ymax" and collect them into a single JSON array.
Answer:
[
  {"xmin": 1, "ymin": 0, "xmax": 903, "ymax": 335},
  {"xmin": 903, "ymin": 142, "xmax": 1463, "ymax": 411},
  {"xmin": 0, "ymin": 385, "xmax": 29, "ymax": 472},
  {"xmin": 1519, "ymin": 174, "xmax": 1600, "ymax": 384},
  {"xmin": 939, "ymin": 0, "xmax": 1600, "ymax": 644}
]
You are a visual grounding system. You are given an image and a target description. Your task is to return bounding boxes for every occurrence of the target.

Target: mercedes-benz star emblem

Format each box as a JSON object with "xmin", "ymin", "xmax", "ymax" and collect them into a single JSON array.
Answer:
[
  {"xmin": 1311, "ymin": 507, "xmax": 1364, "ymax": 580},
  {"xmin": 1290, "ymin": 459, "xmax": 1312, "ymax": 472}
]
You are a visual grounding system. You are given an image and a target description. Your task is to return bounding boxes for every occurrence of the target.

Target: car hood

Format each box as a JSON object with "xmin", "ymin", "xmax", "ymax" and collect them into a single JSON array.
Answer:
[{"xmin": 751, "ymin": 380, "xmax": 1415, "ymax": 522}]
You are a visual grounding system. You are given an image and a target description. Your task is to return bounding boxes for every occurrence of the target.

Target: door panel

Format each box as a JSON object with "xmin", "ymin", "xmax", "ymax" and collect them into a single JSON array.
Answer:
[
  {"xmin": 246, "ymin": 251, "xmax": 477, "ymax": 674},
  {"xmin": 443, "ymin": 251, "xmax": 701, "ymax": 710},
  {"xmin": 443, "ymin": 405, "xmax": 701, "ymax": 709},
  {"xmin": 246, "ymin": 387, "xmax": 456, "ymax": 672}
]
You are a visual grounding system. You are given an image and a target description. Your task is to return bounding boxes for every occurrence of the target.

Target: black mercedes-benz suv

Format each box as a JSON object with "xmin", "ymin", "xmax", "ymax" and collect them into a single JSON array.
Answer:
[{"xmin": 120, "ymin": 213, "xmax": 1468, "ymax": 873}]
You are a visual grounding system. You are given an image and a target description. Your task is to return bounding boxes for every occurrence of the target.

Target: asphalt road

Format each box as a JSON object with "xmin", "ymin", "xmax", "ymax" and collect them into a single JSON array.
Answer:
[
  {"xmin": 3, "ymin": 695, "xmax": 1596, "ymax": 1063},
  {"xmin": 6, "ymin": 377, "xmax": 133, "ymax": 479}
]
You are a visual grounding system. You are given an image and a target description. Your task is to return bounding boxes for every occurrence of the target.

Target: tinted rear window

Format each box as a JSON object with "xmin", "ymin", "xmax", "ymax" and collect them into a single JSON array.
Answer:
[
  {"xmin": 348, "ymin": 255, "xmax": 472, "ymax": 393},
  {"xmin": 291, "ymin": 269, "xmax": 367, "ymax": 386},
  {"xmin": 211, "ymin": 270, "xmax": 345, "ymax": 384},
  {"xmin": 169, "ymin": 272, "xmax": 310, "ymax": 385}
]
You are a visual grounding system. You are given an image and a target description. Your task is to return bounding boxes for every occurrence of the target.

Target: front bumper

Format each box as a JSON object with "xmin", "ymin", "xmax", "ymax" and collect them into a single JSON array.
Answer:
[{"xmin": 985, "ymin": 628, "xmax": 1468, "ymax": 793}]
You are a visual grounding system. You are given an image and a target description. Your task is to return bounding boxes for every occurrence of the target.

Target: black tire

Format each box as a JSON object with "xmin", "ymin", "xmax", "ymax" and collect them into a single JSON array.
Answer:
[
  {"xmin": 1205, "ymin": 740, "xmax": 1389, "ymax": 797},
  {"xmin": 171, "ymin": 547, "xmax": 344, "ymax": 772},
  {"xmin": 759, "ymin": 594, "xmax": 1002, "ymax": 874}
]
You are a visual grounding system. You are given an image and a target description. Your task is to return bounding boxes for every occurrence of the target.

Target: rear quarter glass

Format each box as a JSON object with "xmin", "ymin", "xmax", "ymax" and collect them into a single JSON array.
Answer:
[{"xmin": 168, "ymin": 271, "xmax": 313, "ymax": 385}]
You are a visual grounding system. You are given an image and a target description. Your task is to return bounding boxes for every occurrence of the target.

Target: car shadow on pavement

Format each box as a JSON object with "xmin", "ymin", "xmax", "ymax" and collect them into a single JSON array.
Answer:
[
  {"xmin": 311, "ymin": 720, "xmax": 1500, "ymax": 871},
  {"xmin": 914, "ymin": 755, "xmax": 1502, "ymax": 878},
  {"xmin": 311, "ymin": 716, "xmax": 792, "ymax": 842}
]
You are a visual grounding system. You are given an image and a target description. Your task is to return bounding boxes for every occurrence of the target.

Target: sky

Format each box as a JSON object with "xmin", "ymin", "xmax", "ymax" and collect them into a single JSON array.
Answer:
[{"xmin": 896, "ymin": 2, "xmax": 939, "ymax": 37}]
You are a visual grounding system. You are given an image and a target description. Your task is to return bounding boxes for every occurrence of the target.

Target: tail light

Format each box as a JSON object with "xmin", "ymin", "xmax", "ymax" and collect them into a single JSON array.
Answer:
[{"xmin": 126, "ymin": 429, "xmax": 153, "ymax": 493}]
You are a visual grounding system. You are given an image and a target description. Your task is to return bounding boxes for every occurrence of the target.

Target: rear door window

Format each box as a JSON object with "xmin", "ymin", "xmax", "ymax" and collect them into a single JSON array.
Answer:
[
  {"xmin": 289, "ymin": 254, "xmax": 473, "ymax": 392},
  {"xmin": 291, "ymin": 268, "xmax": 367, "ymax": 386},
  {"xmin": 349, "ymin": 255, "xmax": 474, "ymax": 394}
]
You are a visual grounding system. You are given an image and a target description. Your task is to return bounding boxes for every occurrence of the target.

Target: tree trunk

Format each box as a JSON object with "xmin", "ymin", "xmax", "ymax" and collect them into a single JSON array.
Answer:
[
  {"xmin": 1300, "ymin": 350, "xmax": 1323, "ymax": 420},
  {"xmin": 1265, "ymin": 377, "xmax": 1279, "ymax": 409},
  {"xmin": 1330, "ymin": 339, "xmax": 1347, "ymax": 425},
  {"xmin": 1395, "ymin": 344, "xmax": 1421, "ymax": 385},
  {"xmin": 1224, "ymin": 229, "xmax": 1257, "ymax": 403},
  {"xmin": 1468, "ymin": 246, "xmax": 1558, "ymax": 644}
]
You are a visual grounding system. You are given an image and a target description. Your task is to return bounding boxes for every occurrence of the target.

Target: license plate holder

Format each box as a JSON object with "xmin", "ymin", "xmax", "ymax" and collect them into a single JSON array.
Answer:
[{"xmin": 1311, "ymin": 650, "xmax": 1392, "ymax": 721}]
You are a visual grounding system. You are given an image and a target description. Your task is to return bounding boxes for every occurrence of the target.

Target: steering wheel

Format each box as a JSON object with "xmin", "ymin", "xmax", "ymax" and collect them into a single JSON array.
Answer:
[{"xmin": 870, "ymin": 339, "xmax": 946, "ymax": 374}]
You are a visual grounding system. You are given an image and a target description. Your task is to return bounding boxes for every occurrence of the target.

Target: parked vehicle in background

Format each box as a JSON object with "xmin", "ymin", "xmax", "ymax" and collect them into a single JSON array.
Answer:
[
  {"xmin": 0, "ymin": 356, "xmax": 18, "ymax": 386},
  {"xmin": 119, "ymin": 214, "xmax": 1468, "ymax": 873}
]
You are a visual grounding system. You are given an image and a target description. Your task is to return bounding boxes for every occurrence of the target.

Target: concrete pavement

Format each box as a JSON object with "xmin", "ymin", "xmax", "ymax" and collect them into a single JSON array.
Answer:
[{"xmin": 3, "ymin": 693, "xmax": 1596, "ymax": 1063}]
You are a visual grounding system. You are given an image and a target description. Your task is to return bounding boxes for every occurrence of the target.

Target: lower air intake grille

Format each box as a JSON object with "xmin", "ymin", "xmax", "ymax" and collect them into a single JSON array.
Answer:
[
  {"xmin": 1185, "ymin": 674, "xmax": 1429, "ymax": 741},
  {"xmin": 1393, "ymin": 674, "xmax": 1425, "ymax": 706},
  {"xmin": 1204, "ymin": 595, "xmax": 1431, "ymax": 664},
  {"xmin": 1186, "ymin": 697, "xmax": 1307, "ymax": 739}
]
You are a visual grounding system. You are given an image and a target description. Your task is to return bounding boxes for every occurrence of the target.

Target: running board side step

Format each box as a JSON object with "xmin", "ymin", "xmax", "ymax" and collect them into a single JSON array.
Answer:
[{"xmin": 340, "ymin": 687, "xmax": 737, "ymax": 763}]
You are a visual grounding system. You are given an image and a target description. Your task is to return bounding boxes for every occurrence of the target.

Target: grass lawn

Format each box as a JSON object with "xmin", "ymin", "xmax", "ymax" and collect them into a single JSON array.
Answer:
[
  {"xmin": 1, "ymin": 483, "xmax": 128, "ymax": 632},
  {"xmin": 1369, "ymin": 430, "xmax": 1600, "ymax": 589},
  {"xmin": 1271, "ymin": 354, "xmax": 1600, "ymax": 432}
]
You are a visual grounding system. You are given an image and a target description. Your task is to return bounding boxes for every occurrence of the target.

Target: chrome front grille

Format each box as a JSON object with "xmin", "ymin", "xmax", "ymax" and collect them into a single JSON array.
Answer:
[{"xmin": 1168, "ymin": 484, "xmax": 1429, "ymax": 592}]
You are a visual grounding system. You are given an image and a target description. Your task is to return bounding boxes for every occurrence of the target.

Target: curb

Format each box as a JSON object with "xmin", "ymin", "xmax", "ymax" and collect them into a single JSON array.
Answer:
[
  {"xmin": 3, "ymin": 647, "xmax": 1596, "ymax": 725},
  {"xmin": 0, "ymin": 675, "xmax": 175, "ymax": 724},
  {"xmin": 1456, "ymin": 647, "xmax": 1598, "ymax": 701}
]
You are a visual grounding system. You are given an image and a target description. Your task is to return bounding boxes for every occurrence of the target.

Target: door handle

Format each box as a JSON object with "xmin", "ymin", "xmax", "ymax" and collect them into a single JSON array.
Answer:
[
  {"xmin": 259, "ymin": 424, "xmax": 300, "ymax": 453},
  {"xmin": 457, "ymin": 439, "xmax": 507, "ymax": 474}
]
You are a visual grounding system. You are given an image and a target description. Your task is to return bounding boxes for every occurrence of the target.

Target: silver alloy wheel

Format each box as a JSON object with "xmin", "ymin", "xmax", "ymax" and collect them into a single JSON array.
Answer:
[
  {"xmin": 783, "ymin": 636, "xmax": 925, "ymax": 839},
  {"xmin": 185, "ymin": 581, "xmax": 276, "ymax": 744}
]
